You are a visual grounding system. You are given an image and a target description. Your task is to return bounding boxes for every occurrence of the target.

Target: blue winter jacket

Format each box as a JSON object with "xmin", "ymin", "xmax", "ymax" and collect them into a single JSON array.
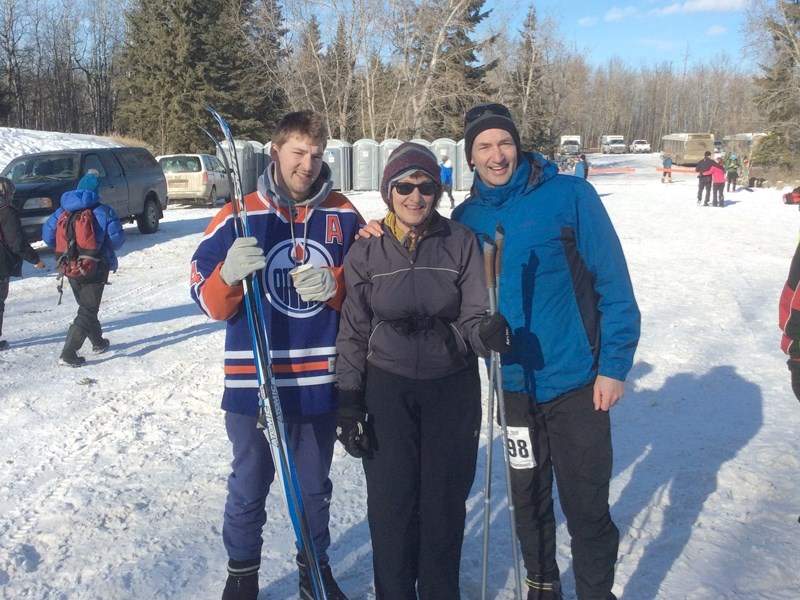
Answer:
[
  {"xmin": 440, "ymin": 161, "xmax": 454, "ymax": 186},
  {"xmin": 452, "ymin": 152, "xmax": 640, "ymax": 403},
  {"xmin": 41, "ymin": 189, "xmax": 126, "ymax": 271}
]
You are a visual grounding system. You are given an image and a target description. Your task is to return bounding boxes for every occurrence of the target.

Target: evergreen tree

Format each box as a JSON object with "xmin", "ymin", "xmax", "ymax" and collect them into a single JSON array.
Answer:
[{"xmin": 117, "ymin": 0, "xmax": 285, "ymax": 153}]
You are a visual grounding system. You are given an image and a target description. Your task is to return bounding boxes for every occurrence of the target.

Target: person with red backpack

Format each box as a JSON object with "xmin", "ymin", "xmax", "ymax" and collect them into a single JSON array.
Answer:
[
  {"xmin": 0, "ymin": 176, "xmax": 46, "ymax": 350},
  {"xmin": 42, "ymin": 171, "xmax": 126, "ymax": 366}
]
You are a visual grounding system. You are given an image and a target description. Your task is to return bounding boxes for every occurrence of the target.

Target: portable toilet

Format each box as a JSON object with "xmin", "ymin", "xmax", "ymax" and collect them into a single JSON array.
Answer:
[
  {"xmin": 247, "ymin": 141, "xmax": 266, "ymax": 182},
  {"xmin": 432, "ymin": 137, "xmax": 458, "ymax": 184},
  {"xmin": 455, "ymin": 139, "xmax": 473, "ymax": 191},
  {"xmin": 217, "ymin": 140, "xmax": 256, "ymax": 194},
  {"xmin": 409, "ymin": 138, "xmax": 431, "ymax": 151},
  {"xmin": 379, "ymin": 139, "xmax": 403, "ymax": 176},
  {"xmin": 325, "ymin": 139, "xmax": 352, "ymax": 191},
  {"xmin": 353, "ymin": 139, "xmax": 380, "ymax": 191}
]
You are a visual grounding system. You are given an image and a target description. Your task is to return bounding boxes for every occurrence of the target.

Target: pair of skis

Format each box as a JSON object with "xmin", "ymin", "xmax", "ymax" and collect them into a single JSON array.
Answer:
[
  {"xmin": 203, "ymin": 108, "xmax": 328, "ymax": 600},
  {"xmin": 481, "ymin": 224, "xmax": 524, "ymax": 600}
]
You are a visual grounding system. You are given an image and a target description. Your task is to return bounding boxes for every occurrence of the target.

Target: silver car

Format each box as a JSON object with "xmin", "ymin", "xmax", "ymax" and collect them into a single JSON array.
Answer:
[{"xmin": 157, "ymin": 153, "xmax": 230, "ymax": 206}]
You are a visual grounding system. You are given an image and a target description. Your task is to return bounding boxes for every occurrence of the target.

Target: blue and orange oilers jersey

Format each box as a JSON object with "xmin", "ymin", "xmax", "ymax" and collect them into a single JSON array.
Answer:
[{"xmin": 190, "ymin": 189, "xmax": 364, "ymax": 418}]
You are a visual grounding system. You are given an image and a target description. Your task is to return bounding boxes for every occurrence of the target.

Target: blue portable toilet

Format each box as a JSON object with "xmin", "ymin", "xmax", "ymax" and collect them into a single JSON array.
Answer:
[
  {"xmin": 326, "ymin": 140, "xmax": 352, "ymax": 191},
  {"xmin": 379, "ymin": 139, "xmax": 403, "ymax": 176},
  {"xmin": 455, "ymin": 139, "xmax": 473, "ymax": 191},
  {"xmin": 353, "ymin": 139, "xmax": 380, "ymax": 191}
]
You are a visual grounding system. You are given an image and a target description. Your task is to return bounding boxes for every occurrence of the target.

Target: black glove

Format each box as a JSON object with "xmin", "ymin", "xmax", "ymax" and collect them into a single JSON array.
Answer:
[
  {"xmin": 479, "ymin": 312, "xmax": 512, "ymax": 354},
  {"xmin": 336, "ymin": 390, "xmax": 373, "ymax": 458},
  {"xmin": 788, "ymin": 360, "xmax": 800, "ymax": 402},
  {"xmin": 337, "ymin": 407, "xmax": 372, "ymax": 458}
]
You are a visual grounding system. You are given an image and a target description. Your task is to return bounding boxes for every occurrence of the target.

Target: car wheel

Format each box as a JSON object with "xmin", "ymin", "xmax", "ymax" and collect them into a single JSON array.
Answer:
[
  {"xmin": 137, "ymin": 198, "xmax": 160, "ymax": 234},
  {"xmin": 206, "ymin": 186, "xmax": 217, "ymax": 207}
]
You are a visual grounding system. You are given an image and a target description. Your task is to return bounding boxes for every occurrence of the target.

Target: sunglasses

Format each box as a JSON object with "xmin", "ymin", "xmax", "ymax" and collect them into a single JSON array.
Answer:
[
  {"xmin": 392, "ymin": 181, "xmax": 438, "ymax": 196},
  {"xmin": 465, "ymin": 103, "xmax": 511, "ymax": 124}
]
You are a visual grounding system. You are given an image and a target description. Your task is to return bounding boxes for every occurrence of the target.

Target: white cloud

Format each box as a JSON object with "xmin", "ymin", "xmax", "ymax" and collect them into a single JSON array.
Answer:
[
  {"xmin": 651, "ymin": 0, "xmax": 749, "ymax": 16},
  {"xmin": 635, "ymin": 38, "xmax": 683, "ymax": 50},
  {"xmin": 605, "ymin": 6, "xmax": 639, "ymax": 22},
  {"xmin": 578, "ymin": 16, "xmax": 598, "ymax": 26},
  {"xmin": 707, "ymin": 25, "xmax": 727, "ymax": 36}
]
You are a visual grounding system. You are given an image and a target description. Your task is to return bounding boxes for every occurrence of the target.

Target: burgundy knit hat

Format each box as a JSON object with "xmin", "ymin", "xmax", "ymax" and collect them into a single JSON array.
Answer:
[{"xmin": 380, "ymin": 142, "xmax": 442, "ymax": 207}]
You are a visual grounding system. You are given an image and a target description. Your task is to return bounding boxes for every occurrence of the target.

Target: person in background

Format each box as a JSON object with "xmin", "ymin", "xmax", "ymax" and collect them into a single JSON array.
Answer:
[
  {"xmin": 0, "ymin": 176, "xmax": 46, "ymax": 350},
  {"xmin": 190, "ymin": 110, "xmax": 360, "ymax": 600},
  {"xmin": 42, "ymin": 171, "xmax": 126, "ymax": 367},
  {"xmin": 440, "ymin": 153, "xmax": 456, "ymax": 208},
  {"xmin": 695, "ymin": 150, "xmax": 715, "ymax": 206},
  {"xmin": 573, "ymin": 154, "xmax": 589, "ymax": 179},
  {"xmin": 725, "ymin": 152, "xmax": 741, "ymax": 193},
  {"xmin": 704, "ymin": 157, "xmax": 726, "ymax": 207},
  {"xmin": 661, "ymin": 152, "xmax": 673, "ymax": 183},
  {"xmin": 452, "ymin": 103, "xmax": 640, "ymax": 600},
  {"xmin": 335, "ymin": 141, "xmax": 511, "ymax": 599},
  {"xmin": 779, "ymin": 241, "xmax": 800, "ymax": 405},
  {"xmin": 740, "ymin": 155, "xmax": 751, "ymax": 191}
]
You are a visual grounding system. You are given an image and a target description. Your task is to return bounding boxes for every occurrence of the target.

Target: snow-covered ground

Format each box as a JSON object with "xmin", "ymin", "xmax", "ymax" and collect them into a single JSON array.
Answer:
[{"xmin": 0, "ymin": 128, "xmax": 798, "ymax": 600}]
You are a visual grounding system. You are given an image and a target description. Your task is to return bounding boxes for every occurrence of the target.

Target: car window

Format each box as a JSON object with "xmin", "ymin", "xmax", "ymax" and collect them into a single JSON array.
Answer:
[
  {"xmin": 84, "ymin": 154, "xmax": 107, "ymax": 177},
  {"xmin": 209, "ymin": 156, "xmax": 225, "ymax": 173},
  {"xmin": 100, "ymin": 152, "xmax": 123, "ymax": 177}
]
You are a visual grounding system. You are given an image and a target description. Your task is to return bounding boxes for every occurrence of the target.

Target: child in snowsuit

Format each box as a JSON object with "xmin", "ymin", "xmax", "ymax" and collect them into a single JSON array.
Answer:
[
  {"xmin": 0, "ymin": 177, "xmax": 46, "ymax": 350},
  {"xmin": 661, "ymin": 153, "xmax": 672, "ymax": 183}
]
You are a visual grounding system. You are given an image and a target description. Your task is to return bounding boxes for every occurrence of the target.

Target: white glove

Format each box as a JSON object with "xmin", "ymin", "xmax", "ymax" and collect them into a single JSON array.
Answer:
[
  {"xmin": 219, "ymin": 237, "xmax": 266, "ymax": 286},
  {"xmin": 290, "ymin": 264, "xmax": 336, "ymax": 302}
]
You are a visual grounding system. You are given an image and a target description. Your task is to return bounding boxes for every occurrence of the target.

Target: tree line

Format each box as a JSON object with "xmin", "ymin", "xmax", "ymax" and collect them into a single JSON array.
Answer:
[{"xmin": 0, "ymin": 0, "xmax": 797, "ymax": 167}]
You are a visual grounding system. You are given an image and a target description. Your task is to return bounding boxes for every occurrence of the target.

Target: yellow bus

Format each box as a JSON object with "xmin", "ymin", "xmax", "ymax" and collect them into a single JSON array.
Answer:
[{"xmin": 660, "ymin": 133, "xmax": 715, "ymax": 166}]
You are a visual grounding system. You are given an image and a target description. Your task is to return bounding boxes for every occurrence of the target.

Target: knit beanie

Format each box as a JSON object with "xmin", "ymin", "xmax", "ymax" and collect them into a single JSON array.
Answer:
[
  {"xmin": 0, "ymin": 176, "xmax": 14, "ymax": 207},
  {"xmin": 463, "ymin": 103, "xmax": 521, "ymax": 168},
  {"xmin": 77, "ymin": 172, "xmax": 100, "ymax": 194},
  {"xmin": 380, "ymin": 142, "xmax": 442, "ymax": 207}
]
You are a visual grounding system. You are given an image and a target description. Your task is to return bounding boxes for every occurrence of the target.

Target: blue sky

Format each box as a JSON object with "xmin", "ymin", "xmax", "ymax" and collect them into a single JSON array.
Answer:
[{"xmin": 496, "ymin": 0, "xmax": 753, "ymax": 67}]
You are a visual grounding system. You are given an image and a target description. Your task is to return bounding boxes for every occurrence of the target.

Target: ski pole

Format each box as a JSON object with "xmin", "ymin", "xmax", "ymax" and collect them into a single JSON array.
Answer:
[
  {"xmin": 486, "ymin": 225, "xmax": 523, "ymax": 600},
  {"xmin": 203, "ymin": 110, "xmax": 328, "ymax": 600},
  {"xmin": 481, "ymin": 236, "xmax": 497, "ymax": 600}
]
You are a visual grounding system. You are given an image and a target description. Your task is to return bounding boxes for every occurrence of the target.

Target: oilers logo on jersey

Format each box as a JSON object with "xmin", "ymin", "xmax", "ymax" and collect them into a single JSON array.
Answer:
[{"xmin": 264, "ymin": 238, "xmax": 335, "ymax": 317}]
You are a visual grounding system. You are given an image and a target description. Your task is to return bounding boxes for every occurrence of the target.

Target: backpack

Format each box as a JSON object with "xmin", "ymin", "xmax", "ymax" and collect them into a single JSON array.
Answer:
[{"xmin": 55, "ymin": 208, "xmax": 102, "ymax": 281}]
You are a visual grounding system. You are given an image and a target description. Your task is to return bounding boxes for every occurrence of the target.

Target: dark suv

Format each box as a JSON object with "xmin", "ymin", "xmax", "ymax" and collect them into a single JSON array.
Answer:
[{"xmin": 1, "ymin": 147, "xmax": 168, "ymax": 241}]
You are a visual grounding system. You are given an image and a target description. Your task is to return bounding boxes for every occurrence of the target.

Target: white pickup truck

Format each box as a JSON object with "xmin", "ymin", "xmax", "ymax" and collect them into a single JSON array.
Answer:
[{"xmin": 630, "ymin": 139, "xmax": 651, "ymax": 153}]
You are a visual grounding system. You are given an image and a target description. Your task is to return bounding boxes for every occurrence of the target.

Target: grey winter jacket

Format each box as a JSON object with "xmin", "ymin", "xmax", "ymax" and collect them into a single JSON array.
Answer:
[{"xmin": 335, "ymin": 212, "xmax": 490, "ymax": 392}]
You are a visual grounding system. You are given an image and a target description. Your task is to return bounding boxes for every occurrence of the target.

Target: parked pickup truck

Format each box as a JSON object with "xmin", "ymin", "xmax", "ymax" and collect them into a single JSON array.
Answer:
[
  {"xmin": 1, "ymin": 147, "xmax": 168, "ymax": 241},
  {"xmin": 630, "ymin": 139, "xmax": 652, "ymax": 153}
]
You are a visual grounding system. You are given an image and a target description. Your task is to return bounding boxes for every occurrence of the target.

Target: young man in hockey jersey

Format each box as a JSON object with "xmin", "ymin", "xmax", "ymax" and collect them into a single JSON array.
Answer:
[{"xmin": 190, "ymin": 111, "xmax": 362, "ymax": 600}]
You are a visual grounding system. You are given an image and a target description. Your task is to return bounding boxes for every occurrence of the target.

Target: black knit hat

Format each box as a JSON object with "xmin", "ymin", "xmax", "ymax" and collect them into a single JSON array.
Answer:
[
  {"xmin": 0, "ymin": 176, "xmax": 14, "ymax": 207},
  {"xmin": 463, "ymin": 103, "xmax": 521, "ymax": 168},
  {"xmin": 380, "ymin": 142, "xmax": 442, "ymax": 207}
]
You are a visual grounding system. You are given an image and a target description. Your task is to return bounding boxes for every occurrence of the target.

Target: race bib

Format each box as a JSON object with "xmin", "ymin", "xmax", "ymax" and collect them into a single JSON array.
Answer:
[{"xmin": 506, "ymin": 426, "xmax": 536, "ymax": 470}]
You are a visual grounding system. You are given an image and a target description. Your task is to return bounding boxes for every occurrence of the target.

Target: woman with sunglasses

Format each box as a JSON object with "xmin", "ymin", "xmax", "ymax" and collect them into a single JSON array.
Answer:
[{"xmin": 335, "ymin": 141, "xmax": 511, "ymax": 599}]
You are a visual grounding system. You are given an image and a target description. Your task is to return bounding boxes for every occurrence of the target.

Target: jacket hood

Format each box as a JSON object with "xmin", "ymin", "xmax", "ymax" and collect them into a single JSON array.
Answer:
[
  {"xmin": 258, "ymin": 160, "xmax": 333, "ymax": 210},
  {"xmin": 471, "ymin": 151, "xmax": 558, "ymax": 207},
  {"xmin": 59, "ymin": 189, "xmax": 101, "ymax": 212}
]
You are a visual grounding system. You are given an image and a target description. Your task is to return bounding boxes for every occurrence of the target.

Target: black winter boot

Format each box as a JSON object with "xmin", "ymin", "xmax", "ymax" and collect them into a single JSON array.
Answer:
[
  {"xmin": 525, "ymin": 575, "xmax": 563, "ymax": 600},
  {"xmin": 59, "ymin": 324, "xmax": 87, "ymax": 367},
  {"xmin": 297, "ymin": 553, "xmax": 348, "ymax": 600},
  {"xmin": 0, "ymin": 339, "xmax": 8, "ymax": 351},
  {"xmin": 88, "ymin": 322, "xmax": 110, "ymax": 353},
  {"xmin": 221, "ymin": 558, "xmax": 259, "ymax": 600}
]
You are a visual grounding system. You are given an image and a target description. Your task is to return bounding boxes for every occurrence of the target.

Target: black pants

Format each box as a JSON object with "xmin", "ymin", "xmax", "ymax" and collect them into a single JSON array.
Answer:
[
  {"xmin": 68, "ymin": 270, "xmax": 108, "ymax": 343},
  {"xmin": 697, "ymin": 177, "xmax": 711, "ymax": 204},
  {"xmin": 362, "ymin": 363, "xmax": 481, "ymax": 600},
  {"xmin": 712, "ymin": 182, "xmax": 725, "ymax": 206},
  {"xmin": 0, "ymin": 277, "xmax": 8, "ymax": 337},
  {"xmin": 443, "ymin": 184, "xmax": 455, "ymax": 206},
  {"xmin": 504, "ymin": 386, "xmax": 618, "ymax": 600},
  {"xmin": 726, "ymin": 170, "xmax": 738, "ymax": 191}
]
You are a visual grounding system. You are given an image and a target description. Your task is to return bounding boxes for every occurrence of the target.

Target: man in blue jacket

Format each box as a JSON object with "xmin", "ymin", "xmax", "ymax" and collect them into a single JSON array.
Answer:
[{"xmin": 452, "ymin": 103, "xmax": 640, "ymax": 600}]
